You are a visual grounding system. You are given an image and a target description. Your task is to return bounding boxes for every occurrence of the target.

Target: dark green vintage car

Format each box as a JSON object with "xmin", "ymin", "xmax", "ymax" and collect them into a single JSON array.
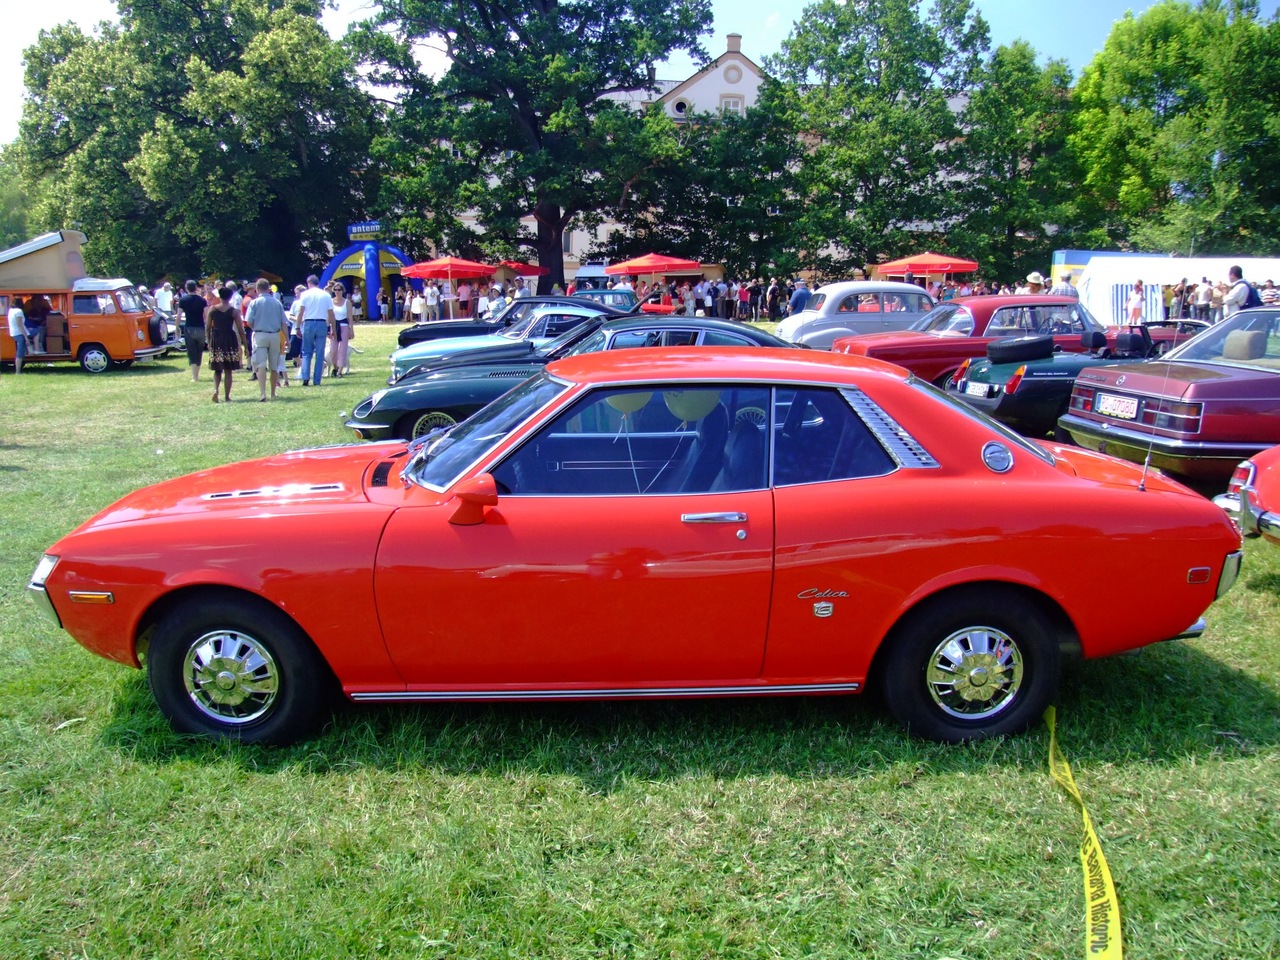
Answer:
[
  {"xmin": 946, "ymin": 321, "xmax": 1207, "ymax": 438},
  {"xmin": 347, "ymin": 316, "xmax": 796, "ymax": 440}
]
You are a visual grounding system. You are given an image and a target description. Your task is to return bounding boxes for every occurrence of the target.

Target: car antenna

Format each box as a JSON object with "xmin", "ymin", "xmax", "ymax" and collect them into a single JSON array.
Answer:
[{"xmin": 1137, "ymin": 319, "xmax": 1178, "ymax": 493}]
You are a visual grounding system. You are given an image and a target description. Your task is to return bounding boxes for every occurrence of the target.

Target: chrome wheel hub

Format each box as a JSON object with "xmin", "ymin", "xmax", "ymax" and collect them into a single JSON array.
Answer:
[
  {"xmin": 926, "ymin": 625, "xmax": 1024, "ymax": 720},
  {"xmin": 183, "ymin": 630, "xmax": 280, "ymax": 725}
]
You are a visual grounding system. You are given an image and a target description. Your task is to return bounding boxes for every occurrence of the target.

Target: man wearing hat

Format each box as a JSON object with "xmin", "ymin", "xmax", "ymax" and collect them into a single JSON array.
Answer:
[{"xmin": 1019, "ymin": 271, "xmax": 1046, "ymax": 295}]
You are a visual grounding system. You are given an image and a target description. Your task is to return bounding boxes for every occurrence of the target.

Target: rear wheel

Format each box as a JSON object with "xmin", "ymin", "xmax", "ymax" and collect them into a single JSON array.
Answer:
[
  {"xmin": 78, "ymin": 344, "xmax": 111, "ymax": 373},
  {"xmin": 880, "ymin": 590, "xmax": 1060, "ymax": 742},
  {"xmin": 147, "ymin": 595, "xmax": 332, "ymax": 744}
]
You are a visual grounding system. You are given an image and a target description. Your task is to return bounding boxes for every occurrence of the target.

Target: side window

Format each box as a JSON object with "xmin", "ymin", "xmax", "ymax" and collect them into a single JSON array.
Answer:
[
  {"xmin": 609, "ymin": 330, "xmax": 658, "ymax": 349},
  {"xmin": 772, "ymin": 387, "xmax": 895, "ymax": 486},
  {"xmin": 659, "ymin": 330, "xmax": 699, "ymax": 346},
  {"xmin": 901, "ymin": 293, "xmax": 932, "ymax": 313},
  {"xmin": 73, "ymin": 295, "xmax": 102, "ymax": 315},
  {"xmin": 986, "ymin": 308, "xmax": 1025, "ymax": 335},
  {"xmin": 546, "ymin": 314, "xmax": 586, "ymax": 336},
  {"xmin": 699, "ymin": 330, "xmax": 753, "ymax": 346},
  {"xmin": 492, "ymin": 385, "xmax": 771, "ymax": 496},
  {"xmin": 857, "ymin": 294, "xmax": 882, "ymax": 312},
  {"xmin": 838, "ymin": 295, "xmax": 857, "ymax": 313},
  {"xmin": 1033, "ymin": 306, "xmax": 1084, "ymax": 334}
]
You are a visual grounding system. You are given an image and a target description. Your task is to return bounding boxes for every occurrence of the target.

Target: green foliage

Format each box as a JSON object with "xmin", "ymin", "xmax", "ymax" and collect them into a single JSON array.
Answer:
[
  {"xmin": 361, "ymin": 0, "xmax": 711, "ymax": 287},
  {"xmin": 0, "ymin": 148, "xmax": 30, "ymax": 250},
  {"xmin": 768, "ymin": 0, "xmax": 989, "ymax": 274},
  {"xmin": 16, "ymin": 1, "xmax": 375, "ymax": 282},
  {"xmin": 1070, "ymin": 0, "xmax": 1280, "ymax": 255},
  {"xmin": 947, "ymin": 42, "xmax": 1078, "ymax": 283},
  {"xmin": 595, "ymin": 81, "xmax": 807, "ymax": 279}
]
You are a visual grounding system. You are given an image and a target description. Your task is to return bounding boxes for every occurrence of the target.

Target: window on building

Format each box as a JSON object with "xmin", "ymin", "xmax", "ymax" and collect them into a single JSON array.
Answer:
[{"xmin": 720, "ymin": 96, "xmax": 744, "ymax": 117}]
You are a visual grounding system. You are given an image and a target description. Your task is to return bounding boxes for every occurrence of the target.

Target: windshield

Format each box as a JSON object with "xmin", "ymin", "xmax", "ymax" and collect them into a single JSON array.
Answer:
[
  {"xmin": 405, "ymin": 373, "xmax": 570, "ymax": 490},
  {"xmin": 116, "ymin": 287, "xmax": 147, "ymax": 313},
  {"xmin": 558, "ymin": 328, "xmax": 608, "ymax": 358},
  {"xmin": 913, "ymin": 303, "xmax": 971, "ymax": 335},
  {"xmin": 536, "ymin": 318, "xmax": 602, "ymax": 358},
  {"xmin": 1162, "ymin": 309, "xmax": 1280, "ymax": 369},
  {"xmin": 499, "ymin": 308, "xmax": 552, "ymax": 340}
]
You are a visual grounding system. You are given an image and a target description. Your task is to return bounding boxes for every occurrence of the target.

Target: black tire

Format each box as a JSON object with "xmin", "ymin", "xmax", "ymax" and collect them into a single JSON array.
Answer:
[
  {"xmin": 987, "ymin": 335, "xmax": 1055, "ymax": 364},
  {"xmin": 78, "ymin": 344, "xmax": 111, "ymax": 373},
  {"xmin": 147, "ymin": 594, "xmax": 332, "ymax": 744},
  {"xmin": 401, "ymin": 409, "xmax": 458, "ymax": 440},
  {"xmin": 148, "ymin": 315, "xmax": 165, "ymax": 346},
  {"xmin": 880, "ymin": 589, "xmax": 1060, "ymax": 742}
]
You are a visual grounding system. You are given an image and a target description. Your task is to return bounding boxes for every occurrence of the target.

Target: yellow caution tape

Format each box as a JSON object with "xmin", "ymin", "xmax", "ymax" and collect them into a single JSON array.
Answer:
[{"xmin": 1046, "ymin": 706, "xmax": 1124, "ymax": 959}]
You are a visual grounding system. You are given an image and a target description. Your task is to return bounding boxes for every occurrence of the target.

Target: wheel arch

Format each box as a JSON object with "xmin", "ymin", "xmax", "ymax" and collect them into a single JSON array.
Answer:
[
  {"xmin": 867, "ymin": 580, "xmax": 1080, "ymax": 689},
  {"xmin": 134, "ymin": 584, "xmax": 331, "ymax": 681}
]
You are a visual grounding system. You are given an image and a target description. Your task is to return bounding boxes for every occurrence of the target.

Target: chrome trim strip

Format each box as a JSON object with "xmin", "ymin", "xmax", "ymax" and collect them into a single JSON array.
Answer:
[
  {"xmin": 1165, "ymin": 617, "xmax": 1207, "ymax": 642},
  {"xmin": 681, "ymin": 512, "xmax": 748, "ymax": 523},
  {"xmin": 350, "ymin": 682, "xmax": 860, "ymax": 702},
  {"xmin": 27, "ymin": 585, "xmax": 61, "ymax": 626},
  {"xmin": 202, "ymin": 483, "xmax": 345, "ymax": 501},
  {"xmin": 1217, "ymin": 551, "xmax": 1243, "ymax": 599}
]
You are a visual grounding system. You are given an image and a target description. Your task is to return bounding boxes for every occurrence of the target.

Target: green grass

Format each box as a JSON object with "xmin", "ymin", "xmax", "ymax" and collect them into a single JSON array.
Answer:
[{"xmin": 1, "ymin": 327, "xmax": 1278, "ymax": 959}]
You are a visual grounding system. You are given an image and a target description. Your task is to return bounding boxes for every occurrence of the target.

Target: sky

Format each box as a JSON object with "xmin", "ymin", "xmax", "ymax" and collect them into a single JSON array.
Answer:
[{"xmin": 0, "ymin": 0, "xmax": 1212, "ymax": 146}]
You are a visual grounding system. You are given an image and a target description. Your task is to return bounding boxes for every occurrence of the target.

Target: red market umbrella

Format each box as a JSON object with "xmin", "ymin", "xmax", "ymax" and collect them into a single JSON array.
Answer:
[
  {"xmin": 605, "ymin": 253, "xmax": 703, "ymax": 276},
  {"xmin": 401, "ymin": 255, "xmax": 497, "ymax": 280},
  {"xmin": 496, "ymin": 259, "xmax": 549, "ymax": 276},
  {"xmin": 878, "ymin": 252, "xmax": 979, "ymax": 276}
]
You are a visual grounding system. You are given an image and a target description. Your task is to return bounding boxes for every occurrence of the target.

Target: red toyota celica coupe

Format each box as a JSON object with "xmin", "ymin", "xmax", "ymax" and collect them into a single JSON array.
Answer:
[{"xmin": 30, "ymin": 349, "xmax": 1241, "ymax": 745}]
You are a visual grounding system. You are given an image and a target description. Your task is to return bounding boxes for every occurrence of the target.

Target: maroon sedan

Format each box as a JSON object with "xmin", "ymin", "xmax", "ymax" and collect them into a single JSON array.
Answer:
[
  {"xmin": 832, "ymin": 296, "xmax": 1107, "ymax": 386},
  {"xmin": 1057, "ymin": 308, "xmax": 1280, "ymax": 483}
]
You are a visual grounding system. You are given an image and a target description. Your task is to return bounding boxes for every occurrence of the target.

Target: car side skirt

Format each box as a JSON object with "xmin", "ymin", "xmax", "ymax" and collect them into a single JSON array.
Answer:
[{"xmin": 350, "ymin": 681, "xmax": 861, "ymax": 702}]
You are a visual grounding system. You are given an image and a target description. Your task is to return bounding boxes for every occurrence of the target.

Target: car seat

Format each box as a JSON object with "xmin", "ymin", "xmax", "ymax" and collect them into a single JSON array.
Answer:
[
  {"xmin": 712, "ymin": 419, "xmax": 766, "ymax": 491},
  {"xmin": 655, "ymin": 392, "xmax": 729, "ymax": 493},
  {"xmin": 1223, "ymin": 329, "xmax": 1267, "ymax": 361}
]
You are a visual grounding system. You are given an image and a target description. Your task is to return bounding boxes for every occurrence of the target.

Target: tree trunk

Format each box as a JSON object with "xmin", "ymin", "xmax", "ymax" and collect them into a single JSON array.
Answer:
[{"xmin": 534, "ymin": 200, "xmax": 566, "ymax": 294}]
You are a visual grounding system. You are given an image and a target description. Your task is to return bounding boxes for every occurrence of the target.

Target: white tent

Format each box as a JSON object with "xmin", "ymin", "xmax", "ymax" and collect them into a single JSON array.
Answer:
[{"xmin": 1076, "ymin": 255, "xmax": 1280, "ymax": 326}]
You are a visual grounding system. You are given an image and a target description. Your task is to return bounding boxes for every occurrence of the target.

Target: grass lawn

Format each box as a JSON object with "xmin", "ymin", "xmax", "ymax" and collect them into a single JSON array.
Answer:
[{"xmin": 1, "ymin": 325, "xmax": 1277, "ymax": 959}]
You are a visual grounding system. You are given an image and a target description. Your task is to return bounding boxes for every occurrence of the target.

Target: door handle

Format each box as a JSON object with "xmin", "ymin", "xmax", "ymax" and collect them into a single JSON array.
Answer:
[{"xmin": 681, "ymin": 512, "xmax": 748, "ymax": 524}]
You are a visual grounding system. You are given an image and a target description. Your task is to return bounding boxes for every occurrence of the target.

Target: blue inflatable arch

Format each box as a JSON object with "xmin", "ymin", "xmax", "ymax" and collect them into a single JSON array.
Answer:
[{"xmin": 319, "ymin": 241, "xmax": 415, "ymax": 321}]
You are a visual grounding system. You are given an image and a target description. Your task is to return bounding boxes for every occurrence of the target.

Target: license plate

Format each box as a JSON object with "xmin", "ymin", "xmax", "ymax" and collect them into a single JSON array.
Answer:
[
  {"xmin": 1097, "ymin": 393, "xmax": 1139, "ymax": 419},
  {"xmin": 965, "ymin": 381, "xmax": 989, "ymax": 397}
]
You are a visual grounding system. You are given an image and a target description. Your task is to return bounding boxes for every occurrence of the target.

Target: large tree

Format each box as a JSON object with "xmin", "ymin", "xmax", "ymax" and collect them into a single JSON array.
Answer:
[
  {"xmin": 767, "ymin": 0, "xmax": 989, "ymax": 274},
  {"xmin": 593, "ymin": 80, "xmax": 807, "ymax": 279},
  {"xmin": 946, "ymin": 42, "xmax": 1078, "ymax": 283},
  {"xmin": 1071, "ymin": 0, "xmax": 1280, "ymax": 254},
  {"xmin": 359, "ymin": 0, "xmax": 711, "ymax": 289},
  {"xmin": 17, "ymin": 1, "xmax": 375, "ymax": 281}
]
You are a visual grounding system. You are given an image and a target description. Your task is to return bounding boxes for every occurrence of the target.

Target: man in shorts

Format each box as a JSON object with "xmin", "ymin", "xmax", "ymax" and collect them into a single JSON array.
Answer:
[{"xmin": 244, "ymin": 278, "xmax": 288, "ymax": 400}]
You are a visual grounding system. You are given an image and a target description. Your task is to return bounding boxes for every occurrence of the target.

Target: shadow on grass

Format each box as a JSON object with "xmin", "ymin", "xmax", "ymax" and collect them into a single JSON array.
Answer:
[
  {"xmin": 99, "ymin": 640, "xmax": 1279, "ymax": 790},
  {"xmin": 1245, "ymin": 570, "xmax": 1280, "ymax": 596}
]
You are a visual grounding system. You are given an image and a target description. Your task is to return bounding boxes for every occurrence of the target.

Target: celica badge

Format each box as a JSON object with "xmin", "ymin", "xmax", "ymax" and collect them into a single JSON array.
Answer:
[{"xmin": 813, "ymin": 601, "xmax": 835, "ymax": 618}]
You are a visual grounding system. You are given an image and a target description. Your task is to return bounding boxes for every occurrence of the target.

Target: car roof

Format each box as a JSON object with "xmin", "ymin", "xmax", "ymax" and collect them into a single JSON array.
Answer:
[
  {"xmin": 544, "ymin": 346, "xmax": 908, "ymax": 386},
  {"xmin": 812, "ymin": 280, "xmax": 936, "ymax": 298},
  {"xmin": 942, "ymin": 295, "xmax": 1083, "ymax": 316},
  {"xmin": 597, "ymin": 315, "xmax": 788, "ymax": 342}
]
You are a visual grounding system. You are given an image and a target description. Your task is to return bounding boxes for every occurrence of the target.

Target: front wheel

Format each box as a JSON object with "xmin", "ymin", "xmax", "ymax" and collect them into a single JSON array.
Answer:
[
  {"xmin": 403, "ymin": 409, "xmax": 458, "ymax": 440},
  {"xmin": 880, "ymin": 590, "xmax": 1060, "ymax": 742},
  {"xmin": 147, "ymin": 594, "xmax": 332, "ymax": 744}
]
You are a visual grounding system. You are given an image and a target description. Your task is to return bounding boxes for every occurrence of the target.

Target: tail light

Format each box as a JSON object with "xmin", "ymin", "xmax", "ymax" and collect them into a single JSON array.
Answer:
[
  {"xmin": 1004, "ymin": 365, "xmax": 1027, "ymax": 395},
  {"xmin": 1069, "ymin": 385, "xmax": 1096, "ymax": 413},
  {"xmin": 1227, "ymin": 461, "xmax": 1256, "ymax": 496},
  {"xmin": 950, "ymin": 358, "xmax": 971, "ymax": 388},
  {"xmin": 1138, "ymin": 398, "xmax": 1203, "ymax": 433}
]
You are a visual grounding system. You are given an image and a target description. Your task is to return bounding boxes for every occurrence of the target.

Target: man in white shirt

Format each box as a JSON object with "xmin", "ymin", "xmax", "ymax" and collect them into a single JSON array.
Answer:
[
  {"xmin": 156, "ymin": 282, "xmax": 174, "ymax": 313},
  {"xmin": 422, "ymin": 284, "xmax": 436, "ymax": 320},
  {"xmin": 513, "ymin": 278, "xmax": 529, "ymax": 299},
  {"xmin": 1223, "ymin": 266, "xmax": 1251, "ymax": 319},
  {"xmin": 1194, "ymin": 276, "xmax": 1212, "ymax": 321},
  {"xmin": 296, "ymin": 274, "xmax": 336, "ymax": 386},
  {"xmin": 8, "ymin": 296, "xmax": 29, "ymax": 373}
]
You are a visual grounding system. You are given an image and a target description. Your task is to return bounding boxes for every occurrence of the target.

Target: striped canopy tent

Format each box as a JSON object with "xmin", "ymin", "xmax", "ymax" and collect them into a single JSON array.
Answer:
[{"xmin": 878, "ymin": 252, "xmax": 979, "ymax": 276}]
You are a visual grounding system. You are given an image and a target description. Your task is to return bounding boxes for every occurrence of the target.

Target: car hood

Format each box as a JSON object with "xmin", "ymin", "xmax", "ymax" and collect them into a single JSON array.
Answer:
[
  {"xmin": 398, "ymin": 341, "xmax": 538, "ymax": 381},
  {"xmin": 1073, "ymin": 360, "xmax": 1280, "ymax": 399},
  {"xmin": 65, "ymin": 443, "xmax": 405, "ymax": 530},
  {"xmin": 395, "ymin": 333, "xmax": 517, "ymax": 364},
  {"xmin": 838, "ymin": 331, "xmax": 937, "ymax": 353}
]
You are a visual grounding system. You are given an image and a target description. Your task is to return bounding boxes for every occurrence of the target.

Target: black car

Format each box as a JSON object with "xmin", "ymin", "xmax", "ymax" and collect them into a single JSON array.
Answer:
[
  {"xmin": 349, "ymin": 316, "xmax": 797, "ymax": 440},
  {"xmin": 396, "ymin": 296, "xmax": 632, "ymax": 348}
]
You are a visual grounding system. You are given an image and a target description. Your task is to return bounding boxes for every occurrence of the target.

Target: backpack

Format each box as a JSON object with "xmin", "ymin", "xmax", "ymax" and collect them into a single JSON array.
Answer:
[{"xmin": 1245, "ymin": 282, "xmax": 1264, "ymax": 309}]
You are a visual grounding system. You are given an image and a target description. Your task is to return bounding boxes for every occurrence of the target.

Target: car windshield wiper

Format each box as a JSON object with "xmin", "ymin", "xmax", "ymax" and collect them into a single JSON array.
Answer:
[{"xmin": 403, "ymin": 427, "xmax": 455, "ymax": 486}]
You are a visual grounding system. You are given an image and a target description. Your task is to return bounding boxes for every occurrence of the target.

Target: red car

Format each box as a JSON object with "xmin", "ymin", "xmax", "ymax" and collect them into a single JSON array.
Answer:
[
  {"xmin": 1215, "ymin": 444, "xmax": 1280, "ymax": 545},
  {"xmin": 29, "ymin": 349, "xmax": 1241, "ymax": 745},
  {"xmin": 831, "ymin": 296, "xmax": 1201, "ymax": 387},
  {"xmin": 1057, "ymin": 308, "xmax": 1280, "ymax": 483}
]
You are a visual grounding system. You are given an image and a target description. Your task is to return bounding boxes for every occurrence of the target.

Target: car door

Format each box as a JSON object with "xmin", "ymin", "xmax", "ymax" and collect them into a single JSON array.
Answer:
[{"xmin": 374, "ymin": 383, "xmax": 775, "ymax": 687}]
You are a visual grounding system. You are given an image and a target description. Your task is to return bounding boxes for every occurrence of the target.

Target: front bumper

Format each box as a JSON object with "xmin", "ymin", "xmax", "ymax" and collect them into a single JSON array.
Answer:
[{"xmin": 344, "ymin": 415, "xmax": 395, "ymax": 441}]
